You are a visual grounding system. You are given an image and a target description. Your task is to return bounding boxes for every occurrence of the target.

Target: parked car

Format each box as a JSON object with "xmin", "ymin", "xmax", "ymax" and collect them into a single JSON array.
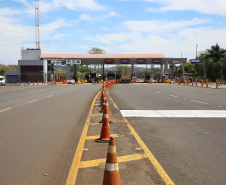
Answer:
[
  {"xmin": 67, "ymin": 78, "xmax": 75, "ymax": 84},
  {"xmin": 0, "ymin": 76, "xmax": 6, "ymax": 85}
]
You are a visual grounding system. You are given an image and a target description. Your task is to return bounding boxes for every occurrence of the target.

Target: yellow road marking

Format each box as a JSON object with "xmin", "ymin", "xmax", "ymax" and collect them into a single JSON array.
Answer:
[
  {"xmin": 86, "ymin": 134, "xmax": 120, "ymax": 140},
  {"xmin": 79, "ymin": 153, "xmax": 147, "ymax": 168},
  {"xmin": 92, "ymin": 113, "xmax": 103, "ymax": 117},
  {"xmin": 65, "ymin": 91, "xmax": 100, "ymax": 185},
  {"xmin": 89, "ymin": 122, "xmax": 101, "ymax": 125},
  {"xmin": 107, "ymin": 91, "xmax": 175, "ymax": 185}
]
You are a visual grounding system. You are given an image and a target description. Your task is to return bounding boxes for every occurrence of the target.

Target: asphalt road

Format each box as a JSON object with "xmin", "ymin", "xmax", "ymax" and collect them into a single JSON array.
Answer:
[
  {"xmin": 0, "ymin": 84, "xmax": 101, "ymax": 185},
  {"xmin": 1, "ymin": 83, "xmax": 226, "ymax": 185},
  {"xmin": 108, "ymin": 83, "xmax": 226, "ymax": 185}
]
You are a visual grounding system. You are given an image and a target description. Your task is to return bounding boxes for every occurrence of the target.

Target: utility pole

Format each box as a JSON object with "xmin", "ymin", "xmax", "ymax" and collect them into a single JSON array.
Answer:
[
  {"xmin": 196, "ymin": 44, "xmax": 198, "ymax": 59},
  {"xmin": 35, "ymin": 0, "xmax": 40, "ymax": 49}
]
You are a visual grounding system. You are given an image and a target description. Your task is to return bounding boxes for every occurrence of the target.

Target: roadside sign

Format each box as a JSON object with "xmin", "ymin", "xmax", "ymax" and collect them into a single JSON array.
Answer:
[
  {"xmin": 121, "ymin": 59, "xmax": 130, "ymax": 64},
  {"xmin": 191, "ymin": 59, "xmax": 200, "ymax": 64},
  {"xmin": 153, "ymin": 59, "xmax": 162, "ymax": 64}
]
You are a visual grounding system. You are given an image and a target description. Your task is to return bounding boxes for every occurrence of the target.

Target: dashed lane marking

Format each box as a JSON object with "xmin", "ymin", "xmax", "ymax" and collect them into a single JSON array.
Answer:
[
  {"xmin": 26, "ymin": 99, "xmax": 40, "ymax": 104},
  {"xmin": 190, "ymin": 100, "xmax": 208, "ymax": 105},
  {"xmin": 46, "ymin": 95, "xmax": 53, "ymax": 98},
  {"xmin": 168, "ymin": 94, "xmax": 178, "ymax": 98},
  {"xmin": 155, "ymin": 91, "xmax": 162, "ymax": 94},
  {"xmin": 0, "ymin": 107, "xmax": 12, "ymax": 113}
]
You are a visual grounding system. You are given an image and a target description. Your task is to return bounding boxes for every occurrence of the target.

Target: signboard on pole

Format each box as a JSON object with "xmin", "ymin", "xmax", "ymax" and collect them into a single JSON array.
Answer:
[{"xmin": 191, "ymin": 59, "xmax": 200, "ymax": 64}]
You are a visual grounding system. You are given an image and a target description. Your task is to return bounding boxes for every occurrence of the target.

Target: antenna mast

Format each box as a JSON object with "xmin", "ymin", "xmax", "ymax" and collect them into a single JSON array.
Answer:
[{"xmin": 35, "ymin": 0, "xmax": 40, "ymax": 49}]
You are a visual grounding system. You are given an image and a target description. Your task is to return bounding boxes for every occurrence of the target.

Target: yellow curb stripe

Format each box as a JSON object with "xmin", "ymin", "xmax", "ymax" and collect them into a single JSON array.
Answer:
[
  {"xmin": 86, "ymin": 134, "xmax": 120, "ymax": 140},
  {"xmin": 79, "ymin": 153, "xmax": 147, "ymax": 168},
  {"xmin": 65, "ymin": 91, "xmax": 100, "ymax": 185}
]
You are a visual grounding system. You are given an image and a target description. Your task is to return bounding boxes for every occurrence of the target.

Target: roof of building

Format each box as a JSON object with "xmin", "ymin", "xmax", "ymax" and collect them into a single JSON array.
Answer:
[{"xmin": 40, "ymin": 54, "xmax": 165, "ymax": 59}]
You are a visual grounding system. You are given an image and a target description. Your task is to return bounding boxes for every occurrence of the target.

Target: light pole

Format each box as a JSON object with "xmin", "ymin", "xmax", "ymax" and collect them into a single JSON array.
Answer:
[{"xmin": 196, "ymin": 44, "xmax": 198, "ymax": 59}]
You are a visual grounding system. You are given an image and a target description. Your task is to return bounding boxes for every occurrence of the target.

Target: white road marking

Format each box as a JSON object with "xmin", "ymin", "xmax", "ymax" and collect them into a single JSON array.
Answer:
[
  {"xmin": 26, "ymin": 99, "xmax": 40, "ymax": 104},
  {"xmin": 155, "ymin": 91, "xmax": 162, "ymax": 94},
  {"xmin": 120, "ymin": 110, "xmax": 226, "ymax": 118},
  {"xmin": 190, "ymin": 100, "xmax": 208, "ymax": 105},
  {"xmin": 46, "ymin": 95, "xmax": 53, "ymax": 97},
  {"xmin": 168, "ymin": 94, "xmax": 178, "ymax": 98},
  {"xmin": 0, "ymin": 107, "xmax": 12, "ymax": 113}
]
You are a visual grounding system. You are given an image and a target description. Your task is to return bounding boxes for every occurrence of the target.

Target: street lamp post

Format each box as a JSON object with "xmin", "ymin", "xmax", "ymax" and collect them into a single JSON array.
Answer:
[{"xmin": 196, "ymin": 44, "xmax": 198, "ymax": 59}]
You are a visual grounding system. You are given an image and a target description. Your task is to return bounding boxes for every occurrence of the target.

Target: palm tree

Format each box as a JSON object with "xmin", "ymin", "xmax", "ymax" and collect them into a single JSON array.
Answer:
[
  {"xmin": 205, "ymin": 43, "xmax": 226, "ymax": 81},
  {"xmin": 205, "ymin": 43, "xmax": 226, "ymax": 62}
]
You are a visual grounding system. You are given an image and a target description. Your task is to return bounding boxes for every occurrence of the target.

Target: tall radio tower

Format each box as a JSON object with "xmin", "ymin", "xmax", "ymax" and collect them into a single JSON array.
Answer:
[{"xmin": 35, "ymin": 0, "xmax": 40, "ymax": 49}]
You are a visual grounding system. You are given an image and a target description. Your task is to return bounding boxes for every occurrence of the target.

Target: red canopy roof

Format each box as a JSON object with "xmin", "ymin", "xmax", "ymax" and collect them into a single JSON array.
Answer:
[{"xmin": 40, "ymin": 54, "xmax": 165, "ymax": 59}]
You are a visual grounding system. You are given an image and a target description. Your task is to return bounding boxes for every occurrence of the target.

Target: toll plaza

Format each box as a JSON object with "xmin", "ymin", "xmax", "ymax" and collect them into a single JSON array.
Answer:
[
  {"xmin": 40, "ymin": 53, "xmax": 187, "ymax": 83},
  {"xmin": 5, "ymin": 49, "xmax": 187, "ymax": 83}
]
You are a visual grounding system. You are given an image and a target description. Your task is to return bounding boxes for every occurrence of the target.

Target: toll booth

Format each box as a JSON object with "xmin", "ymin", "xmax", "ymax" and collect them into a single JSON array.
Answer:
[{"xmin": 85, "ymin": 73, "xmax": 96, "ymax": 83}]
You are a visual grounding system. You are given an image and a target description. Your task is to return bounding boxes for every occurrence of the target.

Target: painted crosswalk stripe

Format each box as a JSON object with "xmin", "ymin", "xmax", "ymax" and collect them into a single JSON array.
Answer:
[{"xmin": 120, "ymin": 110, "xmax": 226, "ymax": 118}]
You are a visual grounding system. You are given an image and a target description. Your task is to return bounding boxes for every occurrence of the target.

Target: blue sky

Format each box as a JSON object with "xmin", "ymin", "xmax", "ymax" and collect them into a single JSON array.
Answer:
[{"xmin": 0, "ymin": 0, "xmax": 226, "ymax": 65}]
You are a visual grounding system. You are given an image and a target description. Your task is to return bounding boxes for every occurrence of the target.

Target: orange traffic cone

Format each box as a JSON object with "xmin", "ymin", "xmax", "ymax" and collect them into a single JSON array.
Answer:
[
  {"xmin": 103, "ymin": 137, "xmax": 121, "ymax": 185},
  {"xmin": 96, "ymin": 107, "xmax": 111, "ymax": 142},
  {"xmin": 100, "ymin": 100, "xmax": 113, "ymax": 123},
  {"xmin": 100, "ymin": 96, "xmax": 107, "ymax": 113}
]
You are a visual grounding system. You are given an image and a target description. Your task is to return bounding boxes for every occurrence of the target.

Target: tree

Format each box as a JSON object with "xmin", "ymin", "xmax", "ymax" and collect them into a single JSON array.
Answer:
[
  {"xmin": 87, "ymin": 47, "xmax": 106, "ymax": 54},
  {"xmin": 198, "ymin": 43, "xmax": 226, "ymax": 81},
  {"xmin": 205, "ymin": 43, "xmax": 226, "ymax": 63}
]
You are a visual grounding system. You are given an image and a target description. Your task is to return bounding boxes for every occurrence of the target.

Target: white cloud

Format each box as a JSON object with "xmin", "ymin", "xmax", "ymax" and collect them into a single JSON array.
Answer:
[
  {"xmin": 122, "ymin": 18, "xmax": 210, "ymax": 33},
  {"xmin": 79, "ymin": 11, "xmax": 120, "ymax": 21},
  {"xmin": 84, "ymin": 32, "xmax": 142, "ymax": 44},
  {"xmin": 0, "ymin": 16, "xmax": 72, "ymax": 64},
  {"xmin": 82, "ymin": 18, "xmax": 226, "ymax": 60},
  {"xmin": 36, "ymin": 0, "xmax": 106, "ymax": 13},
  {"xmin": 141, "ymin": 0, "xmax": 226, "ymax": 16},
  {"xmin": 0, "ymin": 8, "xmax": 22, "ymax": 17}
]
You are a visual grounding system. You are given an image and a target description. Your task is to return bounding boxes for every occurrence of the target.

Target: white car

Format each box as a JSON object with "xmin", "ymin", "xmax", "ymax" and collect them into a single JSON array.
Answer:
[
  {"xmin": 0, "ymin": 76, "xmax": 5, "ymax": 85},
  {"xmin": 67, "ymin": 78, "xmax": 75, "ymax": 84}
]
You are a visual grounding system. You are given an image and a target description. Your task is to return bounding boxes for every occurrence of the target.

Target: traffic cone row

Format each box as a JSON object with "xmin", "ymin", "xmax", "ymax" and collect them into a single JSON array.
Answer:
[{"xmin": 96, "ymin": 80, "xmax": 121, "ymax": 184}]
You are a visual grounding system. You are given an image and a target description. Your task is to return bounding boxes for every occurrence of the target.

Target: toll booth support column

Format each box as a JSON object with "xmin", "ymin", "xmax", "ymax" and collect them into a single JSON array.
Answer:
[
  {"xmin": 102, "ymin": 64, "xmax": 105, "ymax": 80},
  {"xmin": 132, "ymin": 64, "xmax": 134, "ymax": 79},
  {"xmin": 164, "ymin": 61, "xmax": 169, "ymax": 79},
  {"xmin": 73, "ymin": 64, "xmax": 77, "ymax": 81},
  {"xmin": 67, "ymin": 64, "xmax": 70, "ymax": 79},
  {"xmin": 43, "ymin": 59, "xmax": 47, "ymax": 83},
  {"xmin": 160, "ymin": 64, "xmax": 163, "ymax": 81}
]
